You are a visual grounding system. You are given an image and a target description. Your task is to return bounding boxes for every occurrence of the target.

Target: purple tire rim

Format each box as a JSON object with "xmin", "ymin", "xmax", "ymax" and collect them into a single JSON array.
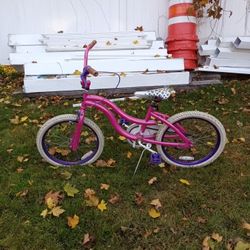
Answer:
[
  {"xmin": 162, "ymin": 118, "xmax": 221, "ymax": 166},
  {"xmin": 42, "ymin": 119, "xmax": 99, "ymax": 166}
]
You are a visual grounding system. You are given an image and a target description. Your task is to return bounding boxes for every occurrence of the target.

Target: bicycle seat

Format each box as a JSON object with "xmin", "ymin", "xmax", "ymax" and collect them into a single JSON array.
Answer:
[{"xmin": 134, "ymin": 87, "xmax": 175, "ymax": 100}]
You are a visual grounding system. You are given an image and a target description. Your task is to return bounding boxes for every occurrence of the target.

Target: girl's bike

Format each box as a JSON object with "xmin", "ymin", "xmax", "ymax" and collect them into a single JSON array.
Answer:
[{"xmin": 36, "ymin": 40, "xmax": 227, "ymax": 170}]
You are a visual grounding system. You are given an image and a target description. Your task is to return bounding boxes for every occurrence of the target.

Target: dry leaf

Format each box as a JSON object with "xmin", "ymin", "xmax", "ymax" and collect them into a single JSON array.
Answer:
[
  {"xmin": 148, "ymin": 208, "xmax": 160, "ymax": 219},
  {"xmin": 46, "ymin": 197, "xmax": 57, "ymax": 209},
  {"xmin": 45, "ymin": 191, "xmax": 64, "ymax": 206},
  {"xmin": 135, "ymin": 192, "xmax": 144, "ymax": 206},
  {"xmin": 100, "ymin": 183, "xmax": 110, "ymax": 190},
  {"xmin": 97, "ymin": 200, "xmax": 107, "ymax": 212},
  {"xmin": 179, "ymin": 179, "xmax": 191, "ymax": 186},
  {"xmin": 234, "ymin": 240, "xmax": 250, "ymax": 250},
  {"xmin": 202, "ymin": 236, "xmax": 211, "ymax": 250},
  {"xmin": 150, "ymin": 199, "xmax": 162, "ymax": 209},
  {"xmin": 16, "ymin": 189, "xmax": 29, "ymax": 197},
  {"xmin": 60, "ymin": 171, "xmax": 72, "ymax": 180},
  {"xmin": 211, "ymin": 232, "xmax": 223, "ymax": 242},
  {"xmin": 82, "ymin": 233, "xmax": 95, "ymax": 247},
  {"xmin": 108, "ymin": 193, "xmax": 120, "ymax": 204},
  {"xmin": 50, "ymin": 206, "xmax": 65, "ymax": 217},
  {"xmin": 67, "ymin": 215, "xmax": 80, "ymax": 229},
  {"xmin": 106, "ymin": 41, "xmax": 112, "ymax": 46},
  {"xmin": 133, "ymin": 40, "xmax": 139, "ymax": 45},
  {"xmin": 242, "ymin": 222, "xmax": 250, "ymax": 231},
  {"xmin": 17, "ymin": 156, "xmax": 24, "ymax": 163},
  {"xmin": 118, "ymin": 136, "xmax": 126, "ymax": 141},
  {"xmin": 134, "ymin": 26, "xmax": 144, "ymax": 31},
  {"xmin": 10, "ymin": 116, "xmax": 20, "ymax": 125},
  {"xmin": 20, "ymin": 116, "xmax": 28, "ymax": 123},
  {"xmin": 64, "ymin": 183, "xmax": 79, "ymax": 197},
  {"xmin": 40, "ymin": 209, "xmax": 48, "ymax": 218},
  {"xmin": 148, "ymin": 177, "xmax": 157, "ymax": 185},
  {"xmin": 86, "ymin": 195, "xmax": 99, "ymax": 207},
  {"xmin": 84, "ymin": 188, "xmax": 96, "ymax": 199},
  {"xmin": 120, "ymin": 72, "xmax": 127, "ymax": 77},
  {"xmin": 127, "ymin": 151, "xmax": 132, "ymax": 159}
]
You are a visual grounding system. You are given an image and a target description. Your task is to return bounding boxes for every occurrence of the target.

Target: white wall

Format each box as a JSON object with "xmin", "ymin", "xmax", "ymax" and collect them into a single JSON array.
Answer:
[
  {"xmin": 0, "ymin": 0, "xmax": 250, "ymax": 64},
  {"xmin": 0, "ymin": 0, "xmax": 168, "ymax": 64}
]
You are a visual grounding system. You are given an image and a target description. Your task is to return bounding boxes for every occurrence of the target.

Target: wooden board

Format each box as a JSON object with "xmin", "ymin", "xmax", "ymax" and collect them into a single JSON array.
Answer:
[
  {"xmin": 23, "ymin": 72, "xmax": 190, "ymax": 93},
  {"xmin": 24, "ymin": 58, "xmax": 184, "ymax": 75}
]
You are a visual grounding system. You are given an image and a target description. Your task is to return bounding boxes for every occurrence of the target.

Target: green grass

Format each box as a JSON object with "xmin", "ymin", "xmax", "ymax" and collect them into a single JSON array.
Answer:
[{"xmin": 0, "ymin": 72, "xmax": 249, "ymax": 250}]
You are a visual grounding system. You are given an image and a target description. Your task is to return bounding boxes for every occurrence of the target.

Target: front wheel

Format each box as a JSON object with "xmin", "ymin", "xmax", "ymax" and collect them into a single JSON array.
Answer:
[
  {"xmin": 36, "ymin": 114, "xmax": 104, "ymax": 167},
  {"xmin": 156, "ymin": 111, "xmax": 227, "ymax": 168}
]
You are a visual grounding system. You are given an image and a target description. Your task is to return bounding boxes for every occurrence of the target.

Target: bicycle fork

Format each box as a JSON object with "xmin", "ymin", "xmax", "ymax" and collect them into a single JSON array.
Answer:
[{"xmin": 70, "ymin": 109, "xmax": 85, "ymax": 151}]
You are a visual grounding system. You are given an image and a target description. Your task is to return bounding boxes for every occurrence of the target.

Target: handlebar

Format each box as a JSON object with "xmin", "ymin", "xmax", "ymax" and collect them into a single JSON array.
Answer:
[
  {"xmin": 87, "ymin": 40, "xmax": 97, "ymax": 49},
  {"xmin": 88, "ymin": 66, "xmax": 98, "ymax": 77}
]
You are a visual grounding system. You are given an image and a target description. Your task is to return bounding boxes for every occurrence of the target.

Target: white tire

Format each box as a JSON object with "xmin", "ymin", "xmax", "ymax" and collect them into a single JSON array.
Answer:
[
  {"xmin": 156, "ymin": 111, "xmax": 227, "ymax": 168},
  {"xmin": 36, "ymin": 114, "xmax": 104, "ymax": 167}
]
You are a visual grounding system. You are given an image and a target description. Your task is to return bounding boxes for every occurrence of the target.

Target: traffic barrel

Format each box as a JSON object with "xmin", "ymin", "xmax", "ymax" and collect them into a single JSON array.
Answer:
[{"xmin": 166, "ymin": 0, "xmax": 198, "ymax": 70}]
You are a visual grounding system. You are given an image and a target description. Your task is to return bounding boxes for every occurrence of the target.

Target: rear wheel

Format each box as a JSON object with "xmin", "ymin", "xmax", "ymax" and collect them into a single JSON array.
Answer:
[
  {"xmin": 156, "ymin": 111, "xmax": 226, "ymax": 168},
  {"xmin": 36, "ymin": 114, "xmax": 104, "ymax": 167}
]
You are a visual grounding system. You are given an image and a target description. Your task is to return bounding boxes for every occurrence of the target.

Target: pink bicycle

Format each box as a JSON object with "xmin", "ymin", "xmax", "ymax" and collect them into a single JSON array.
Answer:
[{"xmin": 36, "ymin": 40, "xmax": 226, "ymax": 169}]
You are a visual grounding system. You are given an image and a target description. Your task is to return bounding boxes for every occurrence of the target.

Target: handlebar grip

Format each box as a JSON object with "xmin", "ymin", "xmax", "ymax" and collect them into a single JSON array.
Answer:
[
  {"xmin": 88, "ymin": 40, "xmax": 97, "ymax": 49},
  {"xmin": 88, "ymin": 66, "xmax": 98, "ymax": 77}
]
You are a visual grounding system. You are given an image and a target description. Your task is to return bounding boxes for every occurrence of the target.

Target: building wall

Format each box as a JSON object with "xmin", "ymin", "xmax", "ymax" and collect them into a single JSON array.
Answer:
[{"xmin": 0, "ymin": 0, "xmax": 249, "ymax": 64}]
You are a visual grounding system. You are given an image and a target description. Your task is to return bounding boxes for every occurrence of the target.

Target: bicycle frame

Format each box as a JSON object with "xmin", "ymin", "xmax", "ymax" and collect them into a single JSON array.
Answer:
[{"xmin": 70, "ymin": 40, "xmax": 193, "ymax": 151}]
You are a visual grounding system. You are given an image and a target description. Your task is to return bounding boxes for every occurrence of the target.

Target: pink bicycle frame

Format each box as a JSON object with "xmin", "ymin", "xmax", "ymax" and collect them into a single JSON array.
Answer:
[{"xmin": 70, "ymin": 41, "xmax": 192, "ymax": 151}]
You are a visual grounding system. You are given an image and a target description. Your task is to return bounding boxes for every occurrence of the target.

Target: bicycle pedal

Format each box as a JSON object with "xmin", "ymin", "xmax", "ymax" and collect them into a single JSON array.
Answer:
[
  {"xmin": 150, "ymin": 153, "xmax": 161, "ymax": 164},
  {"xmin": 119, "ymin": 118, "xmax": 129, "ymax": 126}
]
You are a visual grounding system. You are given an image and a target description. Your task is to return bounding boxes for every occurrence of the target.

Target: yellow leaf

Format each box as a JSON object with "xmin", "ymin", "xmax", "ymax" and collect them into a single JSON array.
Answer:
[
  {"xmin": 179, "ymin": 179, "xmax": 191, "ymax": 186},
  {"xmin": 67, "ymin": 215, "xmax": 80, "ymax": 229},
  {"xmin": 148, "ymin": 177, "xmax": 157, "ymax": 185},
  {"xmin": 148, "ymin": 208, "xmax": 160, "ymax": 219},
  {"xmin": 158, "ymin": 163, "xmax": 165, "ymax": 168},
  {"xmin": 133, "ymin": 40, "xmax": 139, "ymax": 45},
  {"xmin": 64, "ymin": 183, "xmax": 79, "ymax": 197},
  {"xmin": 211, "ymin": 232, "xmax": 223, "ymax": 242},
  {"xmin": 10, "ymin": 115, "xmax": 20, "ymax": 125},
  {"xmin": 46, "ymin": 197, "xmax": 56, "ymax": 209},
  {"xmin": 127, "ymin": 151, "xmax": 132, "ymax": 159},
  {"xmin": 100, "ymin": 183, "xmax": 110, "ymax": 190},
  {"xmin": 242, "ymin": 222, "xmax": 250, "ymax": 230},
  {"xmin": 120, "ymin": 72, "xmax": 127, "ymax": 77},
  {"xmin": 73, "ymin": 70, "xmax": 81, "ymax": 75},
  {"xmin": 202, "ymin": 236, "xmax": 211, "ymax": 250},
  {"xmin": 150, "ymin": 199, "xmax": 162, "ymax": 209},
  {"xmin": 50, "ymin": 206, "xmax": 65, "ymax": 217},
  {"xmin": 20, "ymin": 116, "xmax": 28, "ymax": 122},
  {"xmin": 118, "ymin": 136, "xmax": 126, "ymax": 141},
  {"xmin": 40, "ymin": 209, "xmax": 48, "ymax": 218},
  {"xmin": 17, "ymin": 156, "xmax": 24, "ymax": 163},
  {"xmin": 86, "ymin": 195, "xmax": 99, "ymax": 207},
  {"xmin": 97, "ymin": 200, "xmax": 107, "ymax": 212}
]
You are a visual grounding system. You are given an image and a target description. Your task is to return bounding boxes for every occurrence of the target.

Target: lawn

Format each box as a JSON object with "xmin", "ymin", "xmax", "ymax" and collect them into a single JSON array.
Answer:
[{"xmin": 0, "ymin": 67, "xmax": 249, "ymax": 250}]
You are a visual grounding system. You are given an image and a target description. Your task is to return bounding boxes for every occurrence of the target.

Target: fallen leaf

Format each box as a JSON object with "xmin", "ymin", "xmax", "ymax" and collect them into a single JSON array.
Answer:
[
  {"xmin": 133, "ymin": 40, "xmax": 139, "ymax": 45},
  {"xmin": 49, "ymin": 206, "xmax": 65, "ymax": 217},
  {"xmin": 106, "ymin": 41, "xmax": 112, "ymax": 46},
  {"xmin": 179, "ymin": 179, "xmax": 191, "ymax": 186},
  {"xmin": 108, "ymin": 193, "xmax": 120, "ymax": 204},
  {"xmin": 86, "ymin": 195, "xmax": 99, "ymax": 207},
  {"xmin": 100, "ymin": 183, "xmax": 110, "ymax": 190},
  {"xmin": 148, "ymin": 177, "xmax": 157, "ymax": 185},
  {"xmin": 45, "ymin": 191, "xmax": 64, "ymax": 206},
  {"xmin": 46, "ymin": 197, "xmax": 57, "ymax": 209},
  {"xmin": 118, "ymin": 136, "xmax": 126, "ymax": 141},
  {"xmin": 67, "ymin": 215, "xmax": 80, "ymax": 229},
  {"xmin": 150, "ymin": 199, "xmax": 162, "ymax": 210},
  {"xmin": 84, "ymin": 188, "xmax": 96, "ymax": 199},
  {"xmin": 127, "ymin": 151, "xmax": 132, "ymax": 159},
  {"xmin": 82, "ymin": 233, "xmax": 95, "ymax": 247},
  {"xmin": 17, "ymin": 156, "xmax": 24, "ymax": 163},
  {"xmin": 211, "ymin": 232, "xmax": 223, "ymax": 242},
  {"xmin": 16, "ymin": 167, "xmax": 24, "ymax": 173},
  {"xmin": 197, "ymin": 217, "xmax": 207, "ymax": 224},
  {"xmin": 64, "ymin": 183, "xmax": 79, "ymax": 197},
  {"xmin": 61, "ymin": 171, "xmax": 72, "ymax": 180},
  {"xmin": 20, "ymin": 116, "xmax": 28, "ymax": 123},
  {"xmin": 107, "ymin": 158, "xmax": 116, "ymax": 167},
  {"xmin": 231, "ymin": 88, "xmax": 236, "ymax": 95},
  {"xmin": 148, "ymin": 208, "xmax": 160, "ymax": 219},
  {"xmin": 10, "ymin": 116, "xmax": 20, "ymax": 125},
  {"xmin": 235, "ymin": 240, "xmax": 250, "ymax": 250},
  {"xmin": 40, "ymin": 209, "xmax": 48, "ymax": 218},
  {"xmin": 242, "ymin": 222, "xmax": 250, "ymax": 231},
  {"xmin": 120, "ymin": 72, "xmax": 127, "ymax": 77},
  {"xmin": 135, "ymin": 192, "xmax": 144, "ymax": 206},
  {"xmin": 97, "ymin": 200, "xmax": 107, "ymax": 212},
  {"xmin": 16, "ymin": 189, "xmax": 29, "ymax": 197},
  {"xmin": 202, "ymin": 236, "xmax": 211, "ymax": 250}
]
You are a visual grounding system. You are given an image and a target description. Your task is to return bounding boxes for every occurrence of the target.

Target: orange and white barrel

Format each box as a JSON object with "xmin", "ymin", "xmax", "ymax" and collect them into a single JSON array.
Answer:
[{"xmin": 166, "ymin": 0, "xmax": 198, "ymax": 70}]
